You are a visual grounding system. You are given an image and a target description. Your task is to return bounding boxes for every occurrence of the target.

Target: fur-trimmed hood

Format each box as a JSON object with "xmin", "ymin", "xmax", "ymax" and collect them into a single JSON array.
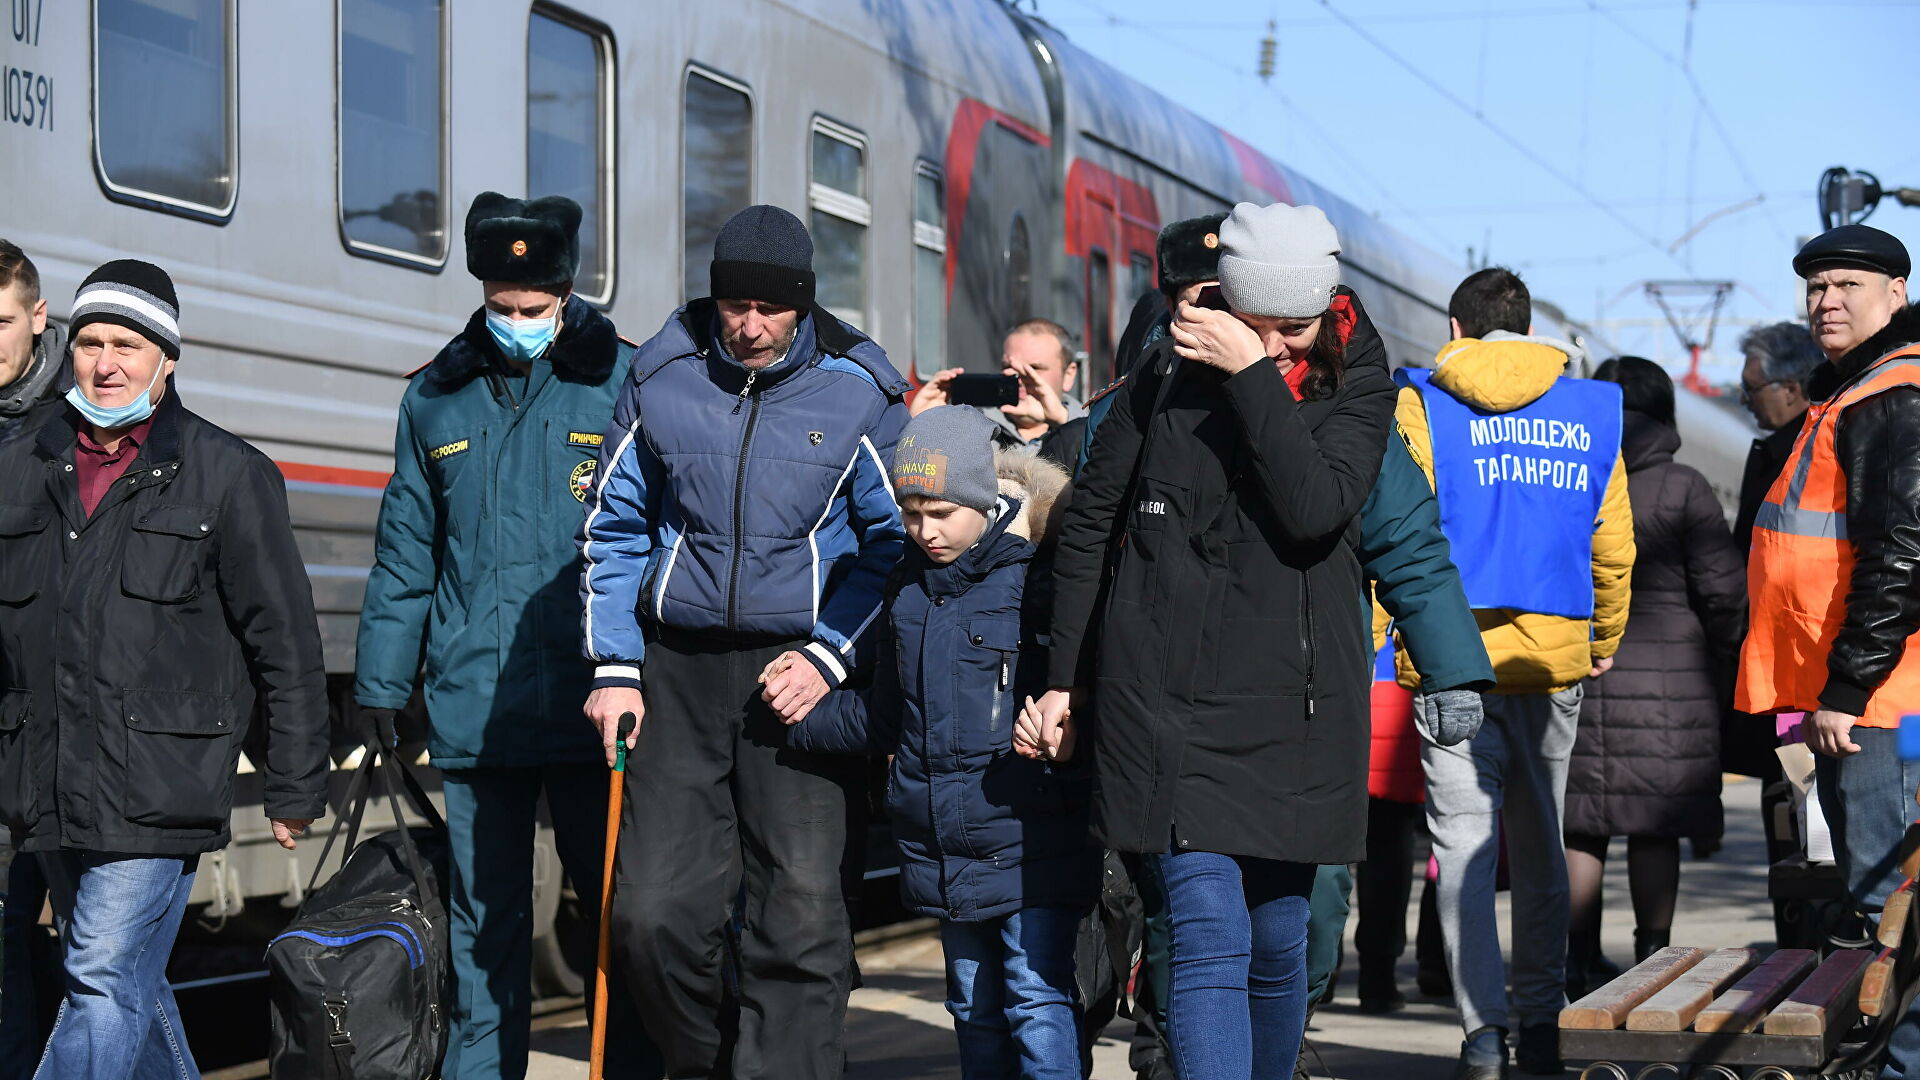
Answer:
[
  {"xmin": 995, "ymin": 449, "xmax": 1070, "ymax": 546},
  {"xmin": 423, "ymin": 293, "xmax": 620, "ymax": 388}
]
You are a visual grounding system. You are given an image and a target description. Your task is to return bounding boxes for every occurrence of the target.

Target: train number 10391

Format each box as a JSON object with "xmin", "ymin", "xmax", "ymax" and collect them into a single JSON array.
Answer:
[{"xmin": 3, "ymin": 66, "xmax": 50, "ymax": 130}]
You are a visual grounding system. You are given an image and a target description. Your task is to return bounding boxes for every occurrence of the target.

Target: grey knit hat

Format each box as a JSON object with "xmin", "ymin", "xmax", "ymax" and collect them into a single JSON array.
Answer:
[
  {"xmin": 1216, "ymin": 202, "xmax": 1341, "ymax": 319},
  {"xmin": 892, "ymin": 406, "xmax": 998, "ymax": 513}
]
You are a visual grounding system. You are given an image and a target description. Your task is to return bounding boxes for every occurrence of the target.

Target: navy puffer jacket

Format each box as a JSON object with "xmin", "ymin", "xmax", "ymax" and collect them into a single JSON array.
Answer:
[{"xmin": 789, "ymin": 453, "xmax": 1099, "ymax": 922}]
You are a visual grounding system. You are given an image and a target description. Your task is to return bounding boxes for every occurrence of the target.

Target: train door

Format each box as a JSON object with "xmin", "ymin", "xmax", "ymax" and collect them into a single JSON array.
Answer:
[
  {"xmin": 944, "ymin": 101, "xmax": 1051, "ymax": 374},
  {"xmin": 1066, "ymin": 162, "xmax": 1160, "ymax": 385}
]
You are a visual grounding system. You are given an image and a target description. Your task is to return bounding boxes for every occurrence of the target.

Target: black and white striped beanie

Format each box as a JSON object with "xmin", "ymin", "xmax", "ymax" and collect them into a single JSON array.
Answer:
[{"xmin": 70, "ymin": 260, "xmax": 180, "ymax": 359}]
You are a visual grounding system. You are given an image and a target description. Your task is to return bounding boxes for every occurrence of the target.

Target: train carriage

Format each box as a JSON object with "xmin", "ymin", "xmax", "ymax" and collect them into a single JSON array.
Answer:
[{"xmin": 1, "ymin": 0, "xmax": 1598, "ymax": 996}]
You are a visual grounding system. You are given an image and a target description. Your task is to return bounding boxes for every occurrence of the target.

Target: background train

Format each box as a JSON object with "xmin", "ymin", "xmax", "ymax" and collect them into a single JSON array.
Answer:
[{"xmin": 0, "ymin": 0, "xmax": 1756, "ymax": 1037}]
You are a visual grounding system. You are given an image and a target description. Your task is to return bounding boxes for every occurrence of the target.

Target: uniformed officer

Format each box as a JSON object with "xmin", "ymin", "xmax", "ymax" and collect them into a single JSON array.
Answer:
[{"xmin": 354, "ymin": 193, "xmax": 658, "ymax": 1079}]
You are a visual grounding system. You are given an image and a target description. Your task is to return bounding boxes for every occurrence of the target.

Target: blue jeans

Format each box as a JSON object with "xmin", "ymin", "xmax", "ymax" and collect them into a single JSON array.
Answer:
[
  {"xmin": 33, "ymin": 851, "xmax": 198, "ymax": 1080},
  {"xmin": 940, "ymin": 907, "xmax": 1083, "ymax": 1080},
  {"xmin": 1145, "ymin": 847, "xmax": 1315, "ymax": 1080},
  {"xmin": 1816, "ymin": 727, "xmax": 1920, "ymax": 1079},
  {"xmin": 440, "ymin": 764, "xmax": 658, "ymax": 1080},
  {"xmin": 1, "ymin": 848, "xmax": 50, "ymax": 1080}
]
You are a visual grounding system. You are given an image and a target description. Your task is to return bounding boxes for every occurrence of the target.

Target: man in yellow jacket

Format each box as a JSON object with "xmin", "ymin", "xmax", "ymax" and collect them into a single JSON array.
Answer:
[{"xmin": 1395, "ymin": 268, "xmax": 1634, "ymax": 1080}]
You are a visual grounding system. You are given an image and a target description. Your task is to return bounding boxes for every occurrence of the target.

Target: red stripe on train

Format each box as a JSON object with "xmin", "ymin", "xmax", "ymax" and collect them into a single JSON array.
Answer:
[{"xmin": 276, "ymin": 461, "xmax": 392, "ymax": 489}]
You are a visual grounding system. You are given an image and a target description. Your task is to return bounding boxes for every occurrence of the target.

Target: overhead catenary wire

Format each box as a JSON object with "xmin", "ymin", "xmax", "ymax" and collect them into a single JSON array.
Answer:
[
  {"xmin": 1051, "ymin": 0, "xmax": 1465, "ymax": 257},
  {"xmin": 1313, "ymin": 0, "xmax": 1691, "ymax": 270}
]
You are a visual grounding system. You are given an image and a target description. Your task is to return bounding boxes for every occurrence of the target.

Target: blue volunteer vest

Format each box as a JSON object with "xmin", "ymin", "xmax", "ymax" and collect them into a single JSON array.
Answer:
[{"xmin": 1396, "ymin": 368, "xmax": 1621, "ymax": 619}]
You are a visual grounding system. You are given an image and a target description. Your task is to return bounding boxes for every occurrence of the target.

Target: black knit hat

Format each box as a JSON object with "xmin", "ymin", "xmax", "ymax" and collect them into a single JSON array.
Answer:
[
  {"xmin": 465, "ymin": 191, "xmax": 582, "ymax": 286},
  {"xmin": 710, "ymin": 205, "xmax": 815, "ymax": 309},
  {"xmin": 70, "ymin": 260, "xmax": 180, "ymax": 359},
  {"xmin": 1157, "ymin": 213, "xmax": 1229, "ymax": 297}
]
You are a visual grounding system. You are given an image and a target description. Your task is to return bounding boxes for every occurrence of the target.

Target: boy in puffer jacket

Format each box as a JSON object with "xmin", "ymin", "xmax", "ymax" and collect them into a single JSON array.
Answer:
[{"xmin": 760, "ymin": 405, "xmax": 1098, "ymax": 1080}]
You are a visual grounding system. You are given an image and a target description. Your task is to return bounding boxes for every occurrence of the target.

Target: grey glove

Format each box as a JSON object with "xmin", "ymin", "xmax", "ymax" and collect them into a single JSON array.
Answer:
[{"xmin": 1418, "ymin": 689, "xmax": 1485, "ymax": 747}]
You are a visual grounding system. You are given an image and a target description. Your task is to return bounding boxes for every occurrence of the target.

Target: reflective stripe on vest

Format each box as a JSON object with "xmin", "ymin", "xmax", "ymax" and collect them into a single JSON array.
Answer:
[{"xmin": 1737, "ymin": 344, "xmax": 1920, "ymax": 727}]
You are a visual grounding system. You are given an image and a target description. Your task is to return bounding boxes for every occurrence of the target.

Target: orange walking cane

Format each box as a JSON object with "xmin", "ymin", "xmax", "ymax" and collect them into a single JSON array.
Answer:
[{"xmin": 589, "ymin": 711, "xmax": 636, "ymax": 1080}]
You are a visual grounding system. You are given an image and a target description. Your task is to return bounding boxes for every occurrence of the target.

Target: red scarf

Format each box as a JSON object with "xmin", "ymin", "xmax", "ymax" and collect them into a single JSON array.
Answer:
[{"xmin": 1278, "ymin": 293, "xmax": 1354, "ymax": 401}]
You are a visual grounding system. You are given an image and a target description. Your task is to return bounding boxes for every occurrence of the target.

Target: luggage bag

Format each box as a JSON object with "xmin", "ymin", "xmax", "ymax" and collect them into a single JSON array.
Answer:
[{"xmin": 267, "ymin": 740, "xmax": 451, "ymax": 1079}]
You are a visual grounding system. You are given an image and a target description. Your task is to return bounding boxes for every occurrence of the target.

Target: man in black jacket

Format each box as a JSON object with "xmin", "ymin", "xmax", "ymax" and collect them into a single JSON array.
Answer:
[
  {"xmin": 1738, "ymin": 224, "xmax": 1920, "ymax": 1077},
  {"xmin": 0, "ymin": 260, "xmax": 329, "ymax": 1079}
]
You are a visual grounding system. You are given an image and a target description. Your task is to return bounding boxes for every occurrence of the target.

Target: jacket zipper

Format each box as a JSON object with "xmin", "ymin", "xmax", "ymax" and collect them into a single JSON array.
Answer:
[
  {"xmin": 1300, "ymin": 575, "xmax": 1316, "ymax": 718},
  {"xmin": 990, "ymin": 653, "xmax": 1009, "ymax": 736},
  {"xmin": 726, "ymin": 370, "xmax": 762, "ymax": 630}
]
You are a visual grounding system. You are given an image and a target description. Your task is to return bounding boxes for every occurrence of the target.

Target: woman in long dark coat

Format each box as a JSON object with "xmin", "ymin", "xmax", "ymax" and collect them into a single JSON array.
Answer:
[
  {"xmin": 1564, "ymin": 356, "xmax": 1746, "ymax": 989},
  {"xmin": 1039, "ymin": 202, "xmax": 1396, "ymax": 1080}
]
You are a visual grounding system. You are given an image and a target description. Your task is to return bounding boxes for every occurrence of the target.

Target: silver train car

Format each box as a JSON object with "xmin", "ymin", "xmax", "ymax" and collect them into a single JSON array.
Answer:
[{"xmin": 3, "ymin": 0, "xmax": 1622, "ymax": 941}]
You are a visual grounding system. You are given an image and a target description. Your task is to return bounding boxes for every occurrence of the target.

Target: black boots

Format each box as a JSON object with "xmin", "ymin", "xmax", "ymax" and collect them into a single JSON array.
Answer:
[
  {"xmin": 1357, "ymin": 955, "xmax": 1408, "ymax": 1014},
  {"xmin": 1633, "ymin": 928, "xmax": 1671, "ymax": 964}
]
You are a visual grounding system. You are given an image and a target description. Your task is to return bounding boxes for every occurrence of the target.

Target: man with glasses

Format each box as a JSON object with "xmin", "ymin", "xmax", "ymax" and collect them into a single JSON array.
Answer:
[{"xmin": 1734, "ymin": 322, "xmax": 1827, "ymax": 547}]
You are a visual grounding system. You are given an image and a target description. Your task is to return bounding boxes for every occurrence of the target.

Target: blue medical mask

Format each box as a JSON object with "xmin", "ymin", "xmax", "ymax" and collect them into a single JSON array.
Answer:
[
  {"xmin": 485, "ymin": 309, "xmax": 558, "ymax": 363},
  {"xmin": 65, "ymin": 361, "xmax": 166, "ymax": 429}
]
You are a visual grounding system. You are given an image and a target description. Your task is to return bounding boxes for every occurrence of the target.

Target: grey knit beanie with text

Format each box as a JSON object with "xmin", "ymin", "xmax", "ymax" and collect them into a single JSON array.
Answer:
[{"xmin": 892, "ymin": 406, "xmax": 998, "ymax": 514}]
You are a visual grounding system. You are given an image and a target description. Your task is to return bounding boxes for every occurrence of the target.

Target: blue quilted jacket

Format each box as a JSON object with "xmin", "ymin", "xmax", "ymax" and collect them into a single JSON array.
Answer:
[
  {"xmin": 789, "ymin": 458, "xmax": 1099, "ymax": 922},
  {"xmin": 579, "ymin": 300, "xmax": 909, "ymax": 687}
]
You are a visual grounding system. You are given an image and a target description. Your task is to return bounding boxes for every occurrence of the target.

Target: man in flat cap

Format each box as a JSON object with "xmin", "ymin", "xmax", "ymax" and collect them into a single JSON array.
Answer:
[
  {"xmin": 0, "ymin": 260, "xmax": 329, "ymax": 1077},
  {"xmin": 1739, "ymin": 223, "xmax": 1920, "ymax": 1076},
  {"xmin": 356, "ymin": 192, "xmax": 657, "ymax": 1078},
  {"xmin": 580, "ymin": 204, "xmax": 909, "ymax": 1079}
]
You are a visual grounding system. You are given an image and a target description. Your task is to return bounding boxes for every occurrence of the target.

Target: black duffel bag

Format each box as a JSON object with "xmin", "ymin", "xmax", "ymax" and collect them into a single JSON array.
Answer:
[{"xmin": 268, "ymin": 739, "xmax": 451, "ymax": 1079}]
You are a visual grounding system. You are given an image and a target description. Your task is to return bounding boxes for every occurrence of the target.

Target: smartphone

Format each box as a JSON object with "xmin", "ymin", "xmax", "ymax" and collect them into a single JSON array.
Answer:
[
  {"xmin": 946, "ymin": 373, "xmax": 1021, "ymax": 408},
  {"xmin": 1195, "ymin": 284, "xmax": 1230, "ymax": 311}
]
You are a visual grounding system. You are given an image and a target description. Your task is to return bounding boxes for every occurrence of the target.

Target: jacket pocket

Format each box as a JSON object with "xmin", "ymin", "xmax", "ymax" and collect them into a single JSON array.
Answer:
[
  {"xmin": 0, "ymin": 505, "xmax": 51, "ymax": 604},
  {"xmin": 123, "ymin": 504, "xmax": 217, "ymax": 603},
  {"xmin": 0, "ymin": 688, "xmax": 34, "ymax": 828},
  {"xmin": 120, "ymin": 688, "xmax": 236, "ymax": 829},
  {"xmin": 962, "ymin": 617, "xmax": 1022, "ymax": 755}
]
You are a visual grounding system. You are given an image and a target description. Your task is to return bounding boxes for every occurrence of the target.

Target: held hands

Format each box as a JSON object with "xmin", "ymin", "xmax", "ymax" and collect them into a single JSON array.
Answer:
[
  {"xmin": 271, "ymin": 818, "xmax": 313, "ymax": 851},
  {"xmin": 1014, "ymin": 690, "xmax": 1077, "ymax": 762},
  {"xmin": 584, "ymin": 686, "xmax": 644, "ymax": 767},
  {"xmin": 909, "ymin": 367, "xmax": 966, "ymax": 416},
  {"xmin": 760, "ymin": 651, "xmax": 829, "ymax": 725},
  {"xmin": 1170, "ymin": 301, "xmax": 1265, "ymax": 375},
  {"xmin": 1807, "ymin": 708, "xmax": 1863, "ymax": 758}
]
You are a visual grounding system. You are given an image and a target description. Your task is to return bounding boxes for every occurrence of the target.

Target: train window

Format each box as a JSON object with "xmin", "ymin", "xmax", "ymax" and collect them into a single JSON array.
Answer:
[
  {"xmin": 339, "ymin": 0, "xmax": 448, "ymax": 266},
  {"xmin": 1007, "ymin": 213, "xmax": 1032, "ymax": 324},
  {"xmin": 1129, "ymin": 252, "xmax": 1155, "ymax": 306},
  {"xmin": 683, "ymin": 67, "xmax": 753, "ymax": 300},
  {"xmin": 528, "ymin": 8, "xmax": 614, "ymax": 303},
  {"xmin": 911, "ymin": 163, "xmax": 946, "ymax": 380},
  {"xmin": 93, "ymin": 0, "xmax": 237, "ymax": 218},
  {"xmin": 1088, "ymin": 248, "xmax": 1114, "ymax": 379},
  {"xmin": 809, "ymin": 118, "xmax": 869, "ymax": 330}
]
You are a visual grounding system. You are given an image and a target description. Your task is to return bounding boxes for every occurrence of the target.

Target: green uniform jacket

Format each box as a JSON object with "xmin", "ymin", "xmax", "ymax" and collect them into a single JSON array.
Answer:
[{"xmin": 355, "ymin": 296, "xmax": 632, "ymax": 768}]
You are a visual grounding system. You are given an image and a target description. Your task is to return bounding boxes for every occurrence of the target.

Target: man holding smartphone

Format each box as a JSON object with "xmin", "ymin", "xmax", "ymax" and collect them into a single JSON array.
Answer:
[{"xmin": 911, "ymin": 318, "xmax": 1086, "ymax": 466}]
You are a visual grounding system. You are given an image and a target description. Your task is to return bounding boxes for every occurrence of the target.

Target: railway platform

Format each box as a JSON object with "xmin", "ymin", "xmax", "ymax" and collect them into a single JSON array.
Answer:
[{"xmin": 506, "ymin": 777, "xmax": 1776, "ymax": 1079}]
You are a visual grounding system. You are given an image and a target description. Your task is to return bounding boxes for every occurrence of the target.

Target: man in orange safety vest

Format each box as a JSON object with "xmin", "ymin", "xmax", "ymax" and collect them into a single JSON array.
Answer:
[{"xmin": 1738, "ymin": 222, "xmax": 1920, "ymax": 1076}]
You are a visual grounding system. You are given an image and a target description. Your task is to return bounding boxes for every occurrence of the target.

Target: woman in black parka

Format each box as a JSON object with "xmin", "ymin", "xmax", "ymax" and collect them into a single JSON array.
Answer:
[
  {"xmin": 1564, "ymin": 357, "xmax": 1745, "ymax": 985},
  {"xmin": 1037, "ymin": 203, "xmax": 1395, "ymax": 1079}
]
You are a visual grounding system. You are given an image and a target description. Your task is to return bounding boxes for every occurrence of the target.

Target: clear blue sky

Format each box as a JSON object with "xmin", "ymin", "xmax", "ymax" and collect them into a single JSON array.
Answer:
[{"xmin": 1034, "ymin": 0, "xmax": 1920, "ymax": 377}]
